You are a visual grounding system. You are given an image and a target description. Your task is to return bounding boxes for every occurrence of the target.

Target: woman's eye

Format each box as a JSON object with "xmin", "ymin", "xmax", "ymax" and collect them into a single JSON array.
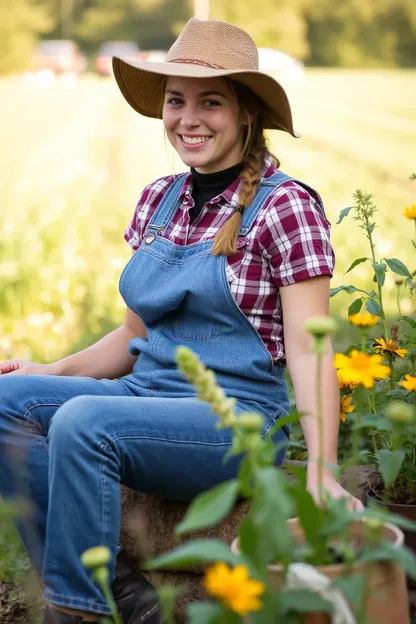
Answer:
[
  {"xmin": 204, "ymin": 99, "xmax": 221, "ymax": 107},
  {"xmin": 167, "ymin": 98, "xmax": 182, "ymax": 105}
]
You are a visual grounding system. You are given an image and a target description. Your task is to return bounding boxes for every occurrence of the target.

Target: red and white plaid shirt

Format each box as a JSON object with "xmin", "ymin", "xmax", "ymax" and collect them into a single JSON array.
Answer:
[{"xmin": 124, "ymin": 156, "xmax": 335, "ymax": 362}]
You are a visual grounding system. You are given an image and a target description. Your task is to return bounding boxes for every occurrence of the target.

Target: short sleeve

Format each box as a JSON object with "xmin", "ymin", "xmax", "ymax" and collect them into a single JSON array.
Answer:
[
  {"xmin": 124, "ymin": 175, "xmax": 177, "ymax": 250},
  {"xmin": 259, "ymin": 182, "xmax": 335, "ymax": 287}
]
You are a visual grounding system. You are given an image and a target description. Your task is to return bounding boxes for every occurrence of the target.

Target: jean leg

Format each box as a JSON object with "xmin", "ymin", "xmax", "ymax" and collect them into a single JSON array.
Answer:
[
  {"xmin": 43, "ymin": 394, "xmax": 288, "ymax": 614},
  {"xmin": 0, "ymin": 374, "xmax": 134, "ymax": 575}
]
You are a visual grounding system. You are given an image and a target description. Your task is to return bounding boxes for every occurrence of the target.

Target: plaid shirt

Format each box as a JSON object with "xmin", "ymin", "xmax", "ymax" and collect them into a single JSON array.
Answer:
[{"xmin": 124, "ymin": 156, "xmax": 335, "ymax": 362}]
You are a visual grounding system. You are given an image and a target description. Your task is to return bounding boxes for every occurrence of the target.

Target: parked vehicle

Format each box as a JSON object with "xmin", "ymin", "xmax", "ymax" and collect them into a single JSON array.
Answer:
[
  {"xmin": 95, "ymin": 41, "xmax": 142, "ymax": 76},
  {"xmin": 258, "ymin": 47, "xmax": 304, "ymax": 81},
  {"xmin": 32, "ymin": 40, "xmax": 87, "ymax": 76}
]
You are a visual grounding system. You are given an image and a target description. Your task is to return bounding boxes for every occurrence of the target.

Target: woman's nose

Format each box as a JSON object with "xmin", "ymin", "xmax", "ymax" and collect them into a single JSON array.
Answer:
[{"xmin": 181, "ymin": 104, "xmax": 200, "ymax": 127}]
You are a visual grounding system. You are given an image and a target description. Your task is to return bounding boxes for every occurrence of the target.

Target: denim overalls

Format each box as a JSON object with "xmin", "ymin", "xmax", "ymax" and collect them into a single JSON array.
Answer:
[{"xmin": 0, "ymin": 171, "xmax": 319, "ymax": 615}]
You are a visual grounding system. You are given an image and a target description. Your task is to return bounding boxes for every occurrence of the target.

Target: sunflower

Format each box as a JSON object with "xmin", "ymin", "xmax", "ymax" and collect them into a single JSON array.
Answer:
[
  {"xmin": 340, "ymin": 395, "xmax": 354, "ymax": 422},
  {"xmin": 337, "ymin": 369, "xmax": 356, "ymax": 391},
  {"xmin": 373, "ymin": 337, "xmax": 407, "ymax": 358},
  {"xmin": 402, "ymin": 204, "xmax": 416, "ymax": 220},
  {"xmin": 334, "ymin": 350, "xmax": 391, "ymax": 388},
  {"xmin": 203, "ymin": 562, "xmax": 265, "ymax": 615},
  {"xmin": 348, "ymin": 312, "xmax": 380, "ymax": 327},
  {"xmin": 400, "ymin": 374, "xmax": 416, "ymax": 391}
]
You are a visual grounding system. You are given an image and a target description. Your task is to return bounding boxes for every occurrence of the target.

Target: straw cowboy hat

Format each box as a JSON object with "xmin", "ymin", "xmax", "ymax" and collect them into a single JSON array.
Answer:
[{"xmin": 112, "ymin": 18, "xmax": 300, "ymax": 137}]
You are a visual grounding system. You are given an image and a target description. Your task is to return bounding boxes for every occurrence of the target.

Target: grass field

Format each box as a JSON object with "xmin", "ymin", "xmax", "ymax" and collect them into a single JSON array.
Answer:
[{"xmin": 0, "ymin": 69, "xmax": 415, "ymax": 362}]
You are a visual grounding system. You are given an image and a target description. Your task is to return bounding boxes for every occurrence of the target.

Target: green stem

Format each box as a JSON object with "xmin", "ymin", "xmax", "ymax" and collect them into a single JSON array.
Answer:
[
  {"xmin": 360, "ymin": 329, "xmax": 368, "ymax": 352},
  {"xmin": 352, "ymin": 386, "xmax": 364, "ymax": 465},
  {"xmin": 365, "ymin": 216, "xmax": 387, "ymax": 340},
  {"xmin": 316, "ymin": 341, "xmax": 324, "ymax": 503},
  {"xmin": 98, "ymin": 580, "xmax": 123, "ymax": 624},
  {"xmin": 396, "ymin": 285, "xmax": 402, "ymax": 317}
]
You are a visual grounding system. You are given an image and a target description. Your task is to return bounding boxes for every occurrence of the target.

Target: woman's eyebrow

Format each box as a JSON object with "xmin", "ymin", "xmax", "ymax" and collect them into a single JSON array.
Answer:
[{"xmin": 165, "ymin": 89, "xmax": 227, "ymax": 98}]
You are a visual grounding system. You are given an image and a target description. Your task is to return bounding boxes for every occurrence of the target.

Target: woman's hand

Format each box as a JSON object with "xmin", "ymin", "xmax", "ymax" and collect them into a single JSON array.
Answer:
[
  {"xmin": 307, "ymin": 469, "xmax": 364, "ymax": 511},
  {"xmin": 0, "ymin": 359, "xmax": 60, "ymax": 376}
]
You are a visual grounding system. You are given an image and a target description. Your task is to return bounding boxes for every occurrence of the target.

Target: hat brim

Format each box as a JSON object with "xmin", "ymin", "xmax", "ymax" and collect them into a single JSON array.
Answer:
[{"xmin": 112, "ymin": 56, "xmax": 300, "ymax": 137}]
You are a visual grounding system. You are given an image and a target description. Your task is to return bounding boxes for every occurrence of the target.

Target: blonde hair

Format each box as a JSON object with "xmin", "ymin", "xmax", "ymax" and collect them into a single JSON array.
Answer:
[
  {"xmin": 212, "ymin": 81, "xmax": 279, "ymax": 256},
  {"xmin": 159, "ymin": 77, "xmax": 280, "ymax": 256}
]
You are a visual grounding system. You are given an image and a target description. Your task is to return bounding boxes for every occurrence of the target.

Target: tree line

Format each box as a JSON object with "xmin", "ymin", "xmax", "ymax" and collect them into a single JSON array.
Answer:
[{"xmin": 1, "ymin": 0, "xmax": 415, "ymax": 73}]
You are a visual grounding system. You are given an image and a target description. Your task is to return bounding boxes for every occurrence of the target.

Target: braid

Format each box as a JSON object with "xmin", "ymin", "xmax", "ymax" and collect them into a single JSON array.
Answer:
[{"xmin": 212, "ymin": 114, "xmax": 279, "ymax": 257}]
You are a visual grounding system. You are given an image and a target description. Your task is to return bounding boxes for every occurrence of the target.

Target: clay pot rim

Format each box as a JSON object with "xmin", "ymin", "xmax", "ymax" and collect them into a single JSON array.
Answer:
[
  {"xmin": 366, "ymin": 488, "xmax": 416, "ymax": 509},
  {"xmin": 231, "ymin": 517, "xmax": 404, "ymax": 574}
]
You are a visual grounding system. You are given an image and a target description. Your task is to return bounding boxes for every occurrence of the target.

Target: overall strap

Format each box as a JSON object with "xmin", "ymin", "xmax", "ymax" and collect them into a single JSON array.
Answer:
[
  {"xmin": 147, "ymin": 174, "xmax": 188, "ymax": 231},
  {"xmin": 240, "ymin": 171, "xmax": 326, "ymax": 236}
]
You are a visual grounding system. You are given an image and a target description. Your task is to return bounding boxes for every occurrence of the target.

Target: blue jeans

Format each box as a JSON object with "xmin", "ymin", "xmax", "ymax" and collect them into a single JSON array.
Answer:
[{"xmin": 0, "ymin": 373, "xmax": 288, "ymax": 615}]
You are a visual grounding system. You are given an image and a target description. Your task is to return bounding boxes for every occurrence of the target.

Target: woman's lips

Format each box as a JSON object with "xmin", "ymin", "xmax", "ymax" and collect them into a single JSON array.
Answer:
[{"xmin": 178, "ymin": 134, "xmax": 212, "ymax": 150}]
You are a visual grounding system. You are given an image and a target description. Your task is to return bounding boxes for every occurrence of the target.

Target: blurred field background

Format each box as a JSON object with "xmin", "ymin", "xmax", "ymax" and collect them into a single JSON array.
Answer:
[{"xmin": 1, "ymin": 68, "xmax": 415, "ymax": 364}]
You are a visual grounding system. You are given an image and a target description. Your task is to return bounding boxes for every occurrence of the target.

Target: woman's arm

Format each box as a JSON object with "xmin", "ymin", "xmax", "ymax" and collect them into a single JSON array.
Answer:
[
  {"xmin": 279, "ymin": 275, "xmax": 362, "ymax": 508},
  {"xmin": 52, "ymin": 305, "xmax": 146, "ymax": 379},
  {"xmin": 280, "ymin": 275, "xmax": 339, "ymax": 472}
]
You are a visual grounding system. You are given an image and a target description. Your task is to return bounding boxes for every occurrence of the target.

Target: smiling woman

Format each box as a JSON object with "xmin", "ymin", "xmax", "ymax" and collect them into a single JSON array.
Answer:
[
  {"xmin": 162, "ymin": 78, "xmax": 246, "ymax": 174},
  {"xmin": 0, "ymin": 16, "xmax": 362, "ymax": 624}
]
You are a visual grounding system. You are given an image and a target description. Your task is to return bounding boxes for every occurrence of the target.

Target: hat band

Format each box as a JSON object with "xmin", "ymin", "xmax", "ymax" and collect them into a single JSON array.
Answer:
[{"xmin": 168, "ymin": 58, "xmax": 225, "ymax": 70}]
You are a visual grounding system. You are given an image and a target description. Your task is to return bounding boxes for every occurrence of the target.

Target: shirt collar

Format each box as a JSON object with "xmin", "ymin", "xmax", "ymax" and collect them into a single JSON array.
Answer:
[{"xmin": 178, "ymin": 154, "xmax": 279, "ymax": 208}]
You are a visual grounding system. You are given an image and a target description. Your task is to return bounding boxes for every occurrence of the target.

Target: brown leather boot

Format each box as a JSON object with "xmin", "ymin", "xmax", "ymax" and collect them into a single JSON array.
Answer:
[
  {"xmin": 112, "ymin": 550, "xmax": 164, "ymax": 623},
  {"xmin": 43, "ymin": 551, "xmax": 163, "ymax": 624}
]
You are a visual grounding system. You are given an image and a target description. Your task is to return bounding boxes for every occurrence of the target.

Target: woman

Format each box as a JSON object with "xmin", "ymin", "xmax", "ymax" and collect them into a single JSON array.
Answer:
[{"xmin": 0, "ymin": 18, "xmax": 362, "ymax": 624}]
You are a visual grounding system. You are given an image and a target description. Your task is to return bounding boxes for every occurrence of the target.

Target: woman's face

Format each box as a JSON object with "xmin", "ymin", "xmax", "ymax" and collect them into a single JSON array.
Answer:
[{"xmin": 162, "ymin": 76, "xmax": 247, "ymax": 174}]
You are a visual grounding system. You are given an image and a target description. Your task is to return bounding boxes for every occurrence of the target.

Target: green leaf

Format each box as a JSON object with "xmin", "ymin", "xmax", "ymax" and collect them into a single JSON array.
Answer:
[
  {"xmin": 348, "ymin": 297, "xmax": 363, "ymax": 316},
  {"xmin": 386, "ymin": 389, "xmax": 410, "ymax": 400},
  {"xmin": 359, "ymin": 506, "xmax": 416, "ymax": 532},
  {"xmin": 238, "ymin": 512, "xmax": 265, "ymax": 572},
  {"xmin": 345, "ymin": 257, "xmax": 369, "ymax": 274},
  {"xmin": 238, "ymin": 456, "xmax": 253, "ymax": 497},
  {"xmin": 186, "ymin": 601, "xmax": 235, "ymax": 624},
  {"xmin": 280, "ymin": 589, "xmax": 333, "ymax": 613},
  {"xmin": 291, "ymin": 487, "xmax": 325, "ymax": 557},
  {"xmin": 359, "ymin": 413, "xmax": 392, "ymax": 431},
  {"xmin": 358, "ymin": 543, "xmax": 416, "ymax": 581},
  {"xmin": 400, "ymin": 315, "xmax": 416, "ymax": 329},
  {"xmin": 376, "ymin": 449, "xmax": 405, "ymax": 489},
  {"xmin": 330, "ymin": 285, "xmax": 368, "ymax": 297},
  {"xmin": 175, "ymin": 480, "xmax": 239, "ymax": 536},
  {"xmin": 331, "ymin": 574, "xmax": 366, "ymax": 611},
  {"xmin": 250, "ymin": 467, "xmax": 295, "ymax": 563},
  {"xmin": 384, "ymin": 258, "xmax": 413, "ymax": 278},
  {"xmin": 373, "ymin": 262, "xmax": 387, "ymax": 286},
  {"xmin": 267, "ymin": 412, "xmax": 301, "ymax": 437},
  {"xmin": 365, "ymin": 298, "xmax": 382, "ymax": 316},
  {"xmin": 336, "ymin": 206, "xmax": 353, "ymax": 224},
  {"xmin": 145, "ymin": 539, "xmax": 241, "ymax": 570}
]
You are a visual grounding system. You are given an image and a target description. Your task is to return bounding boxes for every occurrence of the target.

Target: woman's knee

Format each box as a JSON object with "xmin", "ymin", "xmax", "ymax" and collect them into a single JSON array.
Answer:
[{"xmin": 49, "ymin": 396, "xmax": 108, "ymax": 444}]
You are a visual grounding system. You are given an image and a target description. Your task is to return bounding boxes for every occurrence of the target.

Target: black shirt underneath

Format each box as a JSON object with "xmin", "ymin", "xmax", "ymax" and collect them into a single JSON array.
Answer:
[{"xmin": 189, "ymin": 163, "xmax": 244, "ymax": 224}]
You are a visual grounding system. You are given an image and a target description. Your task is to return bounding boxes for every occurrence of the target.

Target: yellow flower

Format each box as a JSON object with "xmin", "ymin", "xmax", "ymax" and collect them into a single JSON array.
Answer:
[
  {"xmin": 373, "ymin": 337, "xmax": 407, "ymax": 358},
  {"xmin": 400, "ymin": 374, "xmax": 416, "ymax": 391},
  {"xmin": 334, "ymin": 350, "xmax": 391, "ymax": 388},
  {"xmin": 348, "ymin": 312, "xmax": 380, "ymax": 327},
  {"xmin": 402, "ymin": 204, "xmax": 416, "ymax": 220},
  {"xmin": 340, "ymin": 395, "xmax": 354, "ymax": 422},
  {"xmin": 337, "ymin": 369, "xmax": 356, "ymax": 391},
  {"xmin": 203, "ymin": 562, "xmax": 264, "ymax": 615}
]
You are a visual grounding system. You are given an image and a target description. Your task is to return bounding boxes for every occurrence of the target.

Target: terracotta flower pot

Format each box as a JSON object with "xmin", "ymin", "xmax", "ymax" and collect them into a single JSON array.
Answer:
[
  {"xmin": 231, "ymin": 518, "xmax": 410, "ymax": 624},
  {"xmin": 366, "ymin": 490, "xmax": 416, "ymax": 588}
]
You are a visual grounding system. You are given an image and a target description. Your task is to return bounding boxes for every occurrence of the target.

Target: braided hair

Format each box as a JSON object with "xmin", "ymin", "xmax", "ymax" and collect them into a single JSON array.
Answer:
[{"xmin": 212, "ymin": 81, "xmax": 280, "ymax": 256}]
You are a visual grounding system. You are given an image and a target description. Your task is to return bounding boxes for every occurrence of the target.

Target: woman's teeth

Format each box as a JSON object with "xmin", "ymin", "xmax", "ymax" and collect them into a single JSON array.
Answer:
[{"xmin": 182, "ymin": 136, "xmax": 210, "ymax": 144}]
